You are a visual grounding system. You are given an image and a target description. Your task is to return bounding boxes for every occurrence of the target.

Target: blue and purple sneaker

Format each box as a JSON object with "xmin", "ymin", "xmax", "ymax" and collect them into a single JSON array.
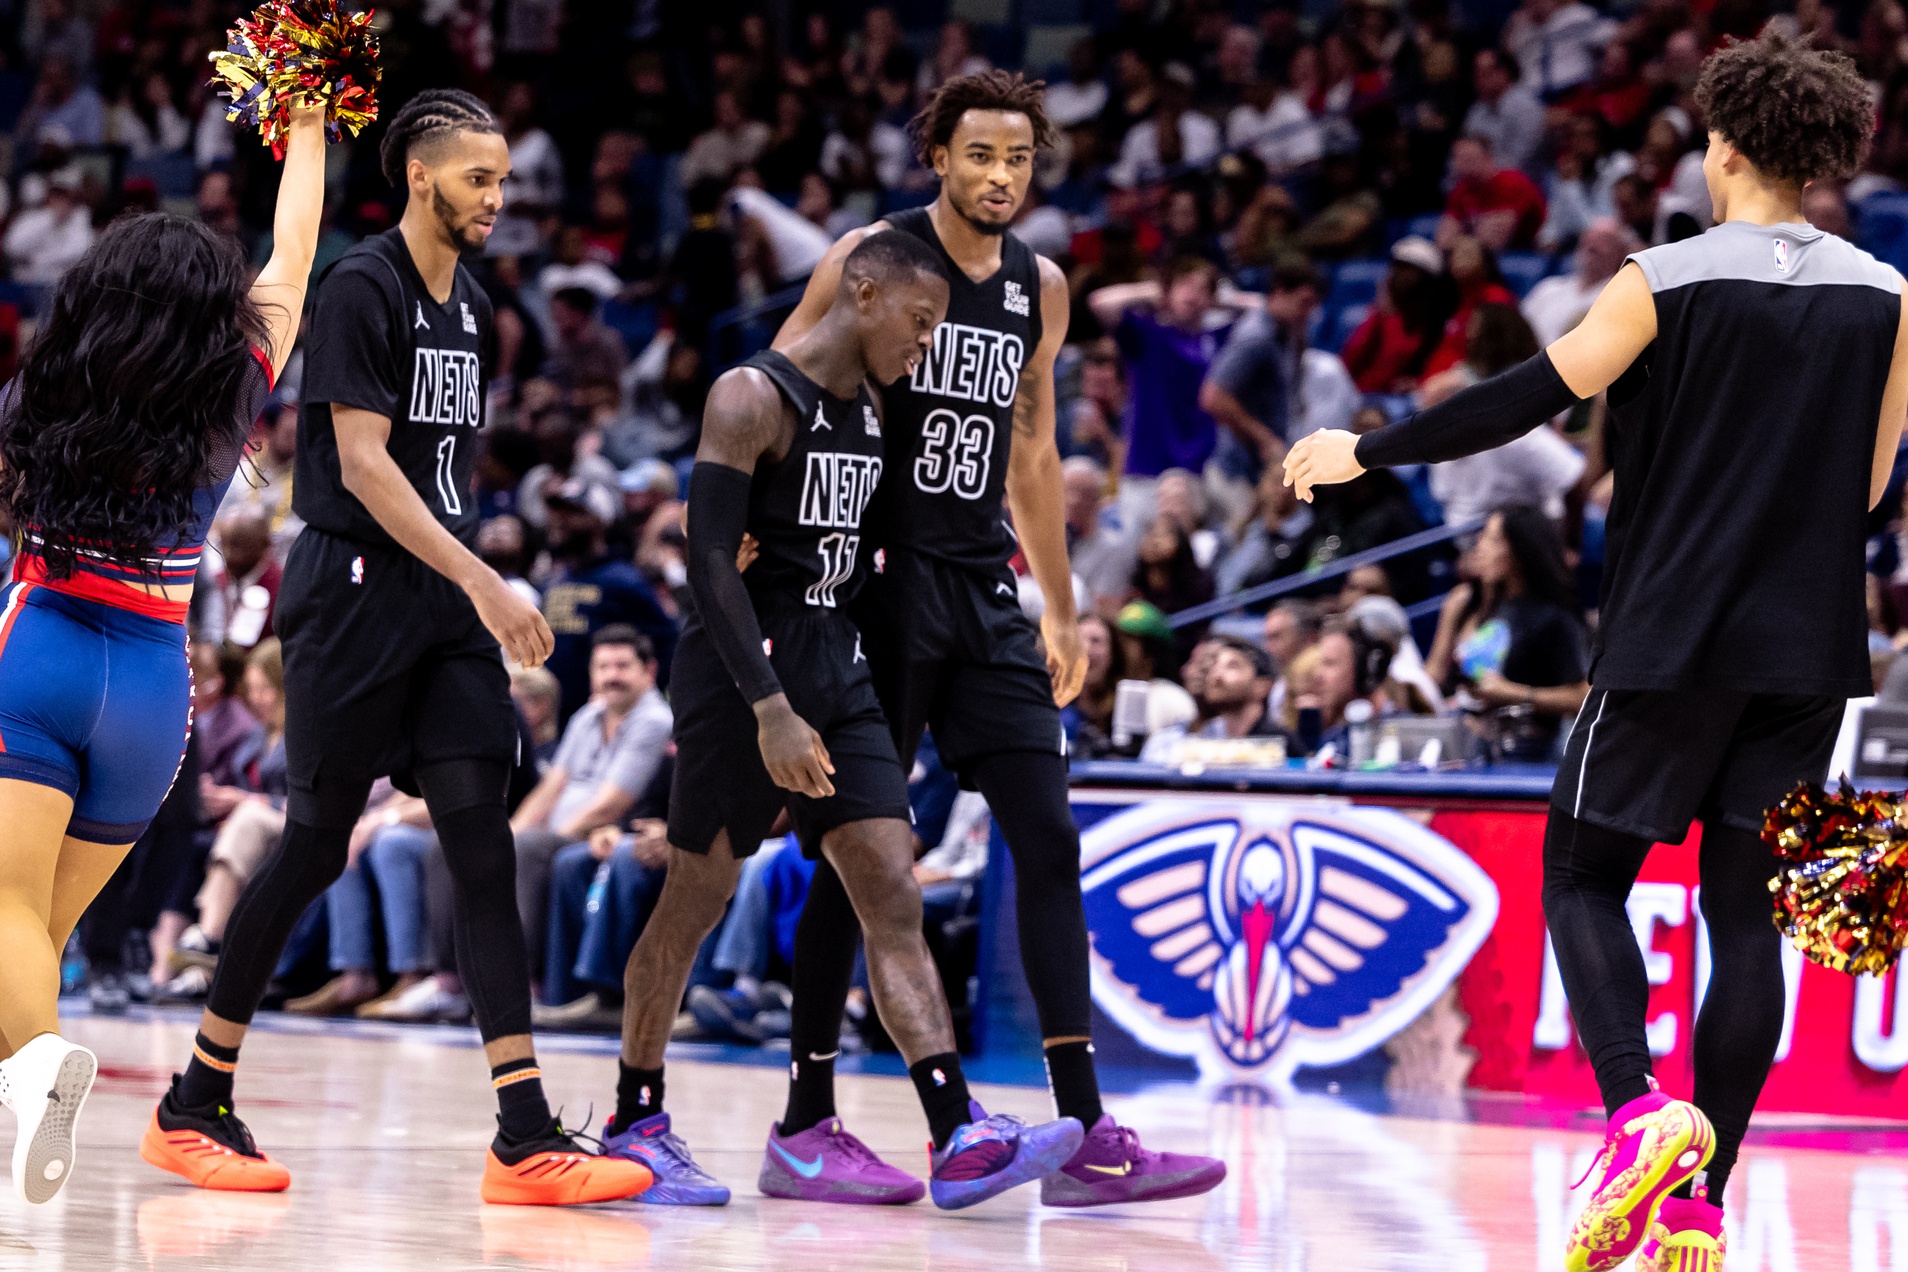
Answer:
[
  {"xmin": 603, "ymin": 1113, "xmax": 730, "ymax": 1206},
  {"xmin": 1040, "ymin": 1115, "xmax": 1227, "ymax": 1207},
  {"xmin": 928, "ymin": 1102, "xmax": 1083, "ymax": 1211},
  {"xmin": 757, "ymin": 1119, "xmax": 925, "ymax": 1204}
]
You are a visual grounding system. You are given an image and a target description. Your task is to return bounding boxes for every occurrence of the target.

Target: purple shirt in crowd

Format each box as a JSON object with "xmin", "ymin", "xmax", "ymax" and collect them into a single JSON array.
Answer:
[{"xmin": 1115, "ymin": 310, "xmax": 1233, "ymax": 478}]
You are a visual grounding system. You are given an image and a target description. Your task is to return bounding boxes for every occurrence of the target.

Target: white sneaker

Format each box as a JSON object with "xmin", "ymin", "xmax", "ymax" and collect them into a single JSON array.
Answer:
[
  {"xmin": 0, "ymin": 1035, "xmax": 97, "ymax": 1204},
  {"xmin": 356, "ymin": 976, "xmax": 470, "ymax": 1023}
]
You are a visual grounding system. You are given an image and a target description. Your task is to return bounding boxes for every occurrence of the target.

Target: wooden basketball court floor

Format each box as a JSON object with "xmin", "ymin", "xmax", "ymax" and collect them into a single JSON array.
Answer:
[{"xmin": 0, "ymin": 1010, "xmax": 1901, "ymax": 1271}]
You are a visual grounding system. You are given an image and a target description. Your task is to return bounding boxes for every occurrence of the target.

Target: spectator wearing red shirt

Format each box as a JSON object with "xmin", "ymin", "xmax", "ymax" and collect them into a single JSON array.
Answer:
[
  {"xmin": 1424, "ymin": 236, "xmax": 1517, "ymax": 377},
  {"xmin": 1340, "ymin": 237, "xmax": 1453, "ymax": 395},
  {"xmin": 1440, "ymin": 134, "xmax": 1548, "ymax": 251}
]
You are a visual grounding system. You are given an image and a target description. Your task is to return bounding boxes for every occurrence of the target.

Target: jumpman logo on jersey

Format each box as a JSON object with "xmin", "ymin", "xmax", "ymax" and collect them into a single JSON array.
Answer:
[
  {"xmin": 414, "ymin": 302, "xmax": 430, "ymax": 331},
  {"xmin": 812, "ymin": 402, "xmax": 830, "ymax": 432},
  {"xmin": 853, "ymin": 635, "xmax": 865, "ymax": 663}
]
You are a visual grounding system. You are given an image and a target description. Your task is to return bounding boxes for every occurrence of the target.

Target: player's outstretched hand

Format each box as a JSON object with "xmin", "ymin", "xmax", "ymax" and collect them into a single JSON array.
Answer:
[
  {"xmin": 1040, "ymin": 608, "xmax": 1088, "ymax": 707},
  {"xmin": 1283, "ymin": 429, "xmax": 1365, "ymax": 503},
  {"xmin": 471, "ymin": 571, "xmax": 555, "ymax": 668},
  {"xmin": 754, "ymin": 695, "xmax": 836, "ymax": 799}
]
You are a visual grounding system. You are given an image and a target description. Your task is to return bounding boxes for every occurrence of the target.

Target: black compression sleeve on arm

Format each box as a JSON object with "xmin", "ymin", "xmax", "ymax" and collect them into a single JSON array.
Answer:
[
  {"xmin": 686, "ymin": 461, "xmax": 782, "ymax": 704},
  {"xmin": 1353, "ymin": 350, "xmax": 1582, "ymax": 469}
]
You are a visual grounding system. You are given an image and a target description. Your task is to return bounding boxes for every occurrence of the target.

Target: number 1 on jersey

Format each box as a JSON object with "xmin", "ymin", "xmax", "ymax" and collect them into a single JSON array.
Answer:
[
  {"xmin": 435, "ymin": 435, "xmax": 463, "ymax": 515},
  {"xmin": 807, "ymin": 532, "xmax": 859, "ymax": 607}
]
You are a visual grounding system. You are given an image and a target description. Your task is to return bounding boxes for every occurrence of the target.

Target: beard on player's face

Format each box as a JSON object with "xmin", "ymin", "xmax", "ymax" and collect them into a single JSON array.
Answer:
[
  {"xmin": 947, "ymin": 182, "xmax": 1013, "ymax": 236},
  {"xmin": 431, "ymin": 181, "xmax": 490, "ymax": 254}
]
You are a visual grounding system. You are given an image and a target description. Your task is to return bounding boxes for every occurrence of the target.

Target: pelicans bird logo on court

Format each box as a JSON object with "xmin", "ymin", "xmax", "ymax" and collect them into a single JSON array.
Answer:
[{"xmin": 1079, "ymin": 800, "xmax": 1498, "ymax": 1082}]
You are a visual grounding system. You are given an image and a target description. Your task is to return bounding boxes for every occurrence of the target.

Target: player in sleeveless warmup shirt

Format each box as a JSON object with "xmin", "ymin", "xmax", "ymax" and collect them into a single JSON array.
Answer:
[
  {"xmin": 604, "ymin": 229, "xmax": 1083, "ymax": 1210},
  {"xmin": 144, "ymin": 92, "xmax": 650, "ymax": 1208},
  {"xmin": 0, "ymin": 104, "xmax": 327, "ymax": 1208},
  {"xmin": 1286, "ymin": 35, "xmax": 1904, "ymax": 1272},
  {"xmin": 745, "ymin": 72, "xmax": 1224, "ymax": 1207}
]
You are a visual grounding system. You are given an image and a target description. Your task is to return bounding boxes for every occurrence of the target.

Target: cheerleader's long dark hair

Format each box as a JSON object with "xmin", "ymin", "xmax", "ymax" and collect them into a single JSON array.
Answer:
[{"xmin": 0, "ymin": 212, "xmax": 268, "ymax": 580}]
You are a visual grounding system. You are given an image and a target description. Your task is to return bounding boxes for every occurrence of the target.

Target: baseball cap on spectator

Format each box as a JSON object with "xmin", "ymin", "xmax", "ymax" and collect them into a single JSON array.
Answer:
[
  {"xmin": 1116, "ymin": 599, "xmax": 1176, "ymax": 644},
  {"xmin": 1390, "ymin": 236, "xmax": 1443, "ymax": 275},
  {"xmin": 1345, "ymin": 595, "xmax": 1410, "ymax": 650},
  {"xmin": 619, "ymin": 458, "xmax": 679, "ymax": 498},
  {"xmin": 546, "ymin": 476, "xmax": 619, "ymax": 524}
]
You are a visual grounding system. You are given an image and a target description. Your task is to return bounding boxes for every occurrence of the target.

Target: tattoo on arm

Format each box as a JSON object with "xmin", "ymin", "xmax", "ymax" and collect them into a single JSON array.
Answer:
[{"xmin": 1012, "ymin": 374, "xmax": 1042, "ymax": 440}]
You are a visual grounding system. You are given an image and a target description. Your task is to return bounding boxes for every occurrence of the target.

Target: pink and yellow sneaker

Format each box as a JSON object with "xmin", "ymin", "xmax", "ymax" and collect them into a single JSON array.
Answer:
[
  {"xmin": 1565, "ymin": 1085, "xmax": 1714, "ymax": 1272},
  {"xmin": 1638, "ymin": 1179, "xmax": 1727, "ymax": 1272}
]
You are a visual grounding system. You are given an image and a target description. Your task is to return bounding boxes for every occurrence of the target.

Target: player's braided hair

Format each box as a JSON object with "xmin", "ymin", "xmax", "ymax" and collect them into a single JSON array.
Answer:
[
  {"xmin": 378, "ymin": 88, "xmax": 501, "ymax": 188},
  {"xmin": 1693, "ymin": 33, "xmax": 1873, "ymax": 184},
  {"xmin": 907, "ymin": 69, "xmax": 1055, "ymax": 164}
]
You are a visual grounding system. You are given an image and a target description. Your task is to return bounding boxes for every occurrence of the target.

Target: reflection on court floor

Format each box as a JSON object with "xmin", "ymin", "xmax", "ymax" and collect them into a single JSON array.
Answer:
[{"xmin": 0, "ymin": 1013, "xmax": 1900, "ymax": 1271}]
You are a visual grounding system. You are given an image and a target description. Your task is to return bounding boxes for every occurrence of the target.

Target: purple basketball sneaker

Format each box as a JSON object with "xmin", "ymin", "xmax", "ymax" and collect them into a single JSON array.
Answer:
[
  {"xmin": 602, "ymin": 1113, "xmax": 730, "ymax": 1206},
  {"xmin": 1040, "ymin": 1115, "xmax": 1227, "ymax": 1207},
  {"xmin": 757, "ymin": 1119, "xmax": 925, "ymax": 1204},
  {"xmin": 928, "ymin": 1103, "xmax": 1083, "ymax": 1211}
]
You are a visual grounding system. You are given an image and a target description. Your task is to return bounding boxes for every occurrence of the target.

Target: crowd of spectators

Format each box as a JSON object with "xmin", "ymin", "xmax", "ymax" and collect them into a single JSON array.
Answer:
[{"xmin": 44, "ymin": 0, "xmax": 1908, "ymax": 1034}]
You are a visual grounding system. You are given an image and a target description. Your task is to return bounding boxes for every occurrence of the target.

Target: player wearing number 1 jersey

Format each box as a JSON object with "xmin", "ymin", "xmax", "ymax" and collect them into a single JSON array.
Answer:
[
  {"xmin": 760, "ymin": 72, "xmax": 1226, "ymax": 1207},
  {"xmin": 146, "ymin": 91, "xmax": 650, "ymax": 1208}
]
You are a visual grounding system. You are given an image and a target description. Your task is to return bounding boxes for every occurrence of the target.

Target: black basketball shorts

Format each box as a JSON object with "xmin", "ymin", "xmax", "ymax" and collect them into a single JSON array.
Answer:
[
  {"xmin": 854, "ymin": 549, "xmax": 1065, "ymax": 778},
  {"xmin": 667, "ymin": 605, "xmax": 910, "ymax": 859},
  {"xmin": 1553, "ymin": 686, "xmax": 1844, "ymax": 843},
  {"xmin": 278, "ymin": 528, "xmax": 517, "ymax": 810}
]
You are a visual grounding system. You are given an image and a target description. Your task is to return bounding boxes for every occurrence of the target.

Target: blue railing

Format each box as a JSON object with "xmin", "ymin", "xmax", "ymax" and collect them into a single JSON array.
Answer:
[{"xmin": 1166, "ymin": 518, "xmax": 1482, "ymax": 629}]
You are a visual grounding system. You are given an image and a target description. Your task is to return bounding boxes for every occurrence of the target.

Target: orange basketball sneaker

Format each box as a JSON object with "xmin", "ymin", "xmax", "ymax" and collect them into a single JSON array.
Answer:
[
  {"xmin": 481, "ymin": 1121, "xmax": 654, "ymax": 1206},
  {"xmin": 139, "ymin": 1081, "xmax": 291, "ymax": 1192}
]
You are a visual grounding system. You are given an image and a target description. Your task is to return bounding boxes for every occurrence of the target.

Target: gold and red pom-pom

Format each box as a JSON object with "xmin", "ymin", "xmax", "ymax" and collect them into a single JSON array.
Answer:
[
  {"xmin": 1763, "ymin": 781, "xmax": 1908, "ymax": 976},
  {"xmin": 209, "ymin": 0, "xmax": 381, "ymax": 158}
]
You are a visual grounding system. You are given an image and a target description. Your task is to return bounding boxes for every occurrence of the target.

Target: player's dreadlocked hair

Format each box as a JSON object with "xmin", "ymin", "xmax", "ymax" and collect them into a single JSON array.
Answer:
[
  {"xmin": 1693, "ymin": 33, "xmax": 1873, "ymax": 185},
  {"xmin": 1, "ymin": 213, "xmax": 268, "ymax": 580},
  {"xmin": 378, "ymin": 88, "xmax": 501, "ymax": 188},
  {"xmin": 907, "ymin": 69, "xmax": 1055, "ymax": 164}
]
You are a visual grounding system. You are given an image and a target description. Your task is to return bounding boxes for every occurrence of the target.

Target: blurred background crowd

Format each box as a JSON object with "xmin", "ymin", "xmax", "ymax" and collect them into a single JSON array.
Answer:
[{"xmin": 28, "ymin": 0, "xmax": 1908, "ymax": 1050}]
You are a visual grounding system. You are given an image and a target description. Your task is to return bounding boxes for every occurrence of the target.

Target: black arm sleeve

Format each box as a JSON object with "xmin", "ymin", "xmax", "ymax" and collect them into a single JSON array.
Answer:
[
  {"xmin": 1352, "ymin": 350, "xmax": 1582, "ymax": 469},
  {"xmin": 686, "ymin": 460, "xmax": 782, "ymax": 705}
]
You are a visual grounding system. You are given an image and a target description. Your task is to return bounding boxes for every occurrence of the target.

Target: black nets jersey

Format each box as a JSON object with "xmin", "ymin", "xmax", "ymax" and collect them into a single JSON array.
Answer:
[
  {"xmin": 1599, "ymin": 221, "xmax": 1900, "ymax": 695},
  {"xmin": 739, "ymin": 350, "xmax": 885, "ymax": 610},
  {"xmin": 868, "ymin": 207, "xmax": 1044, "ymax": 572},
  {"xmin": 296, "ymin": 229, "xmax": 493, "ymax": 548}
]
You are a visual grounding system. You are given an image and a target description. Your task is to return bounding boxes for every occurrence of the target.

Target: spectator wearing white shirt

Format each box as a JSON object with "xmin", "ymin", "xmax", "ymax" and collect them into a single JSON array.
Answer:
[
  {"xmin": 820, "ymin": 93, "xmax": 910, "ymax": 192},
  {"xmin": 1063, "ymin": 457, "xmax": 1136, "ymax": 612},
  {"xmin": 1112, "ymin": 63, "xmax": 1220, "ymax": 189},
  {"xmin": 1502, "ymin": 0, "xmax": 1614, "ymax": 100},
  {"xmin": 1521, "ymin": 219, "xmax": 1636, "ymax": 347},
  {"xmin": 509, "ymin": 628, "xmax": 673, "ymax": 984},
  {"xmin": 1044, "ymin": 40, "xmax": 1108, "ymax": 129},
  {"xmin": 680, "ymin": 90, "xmax": 771, "ymax": 189},
  {"xmin": 4, "ymin": 168, "xmax": 93, "ymax": 285},
  {"xmin": 1461, "ymin": 50, "xmax": 1546, "ymax": 177},
  {"xmin": 1227, "ymin": 77, "xmax": 1322, "ymax": 175},
  {"xmin": 500, "ymin": 82, "xmax": 565, "ymax": 209},
  {"xmin": 1422, "ymin": 304, "xmax": 1586, "ymax": 526}
]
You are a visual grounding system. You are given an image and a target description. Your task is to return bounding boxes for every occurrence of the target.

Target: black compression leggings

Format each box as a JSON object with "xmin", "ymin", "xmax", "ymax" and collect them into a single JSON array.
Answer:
[
  {"xmin": 1541, "ymin": 809, "xmax": 1786, "ymax": 1197},
  {"xmin": 206, "ymin": 759, "xmax": 532, "ymax": 1042},
  {"xmin": 789, "ymin": 750, "xmax": 1093, "ymax": 1058}
]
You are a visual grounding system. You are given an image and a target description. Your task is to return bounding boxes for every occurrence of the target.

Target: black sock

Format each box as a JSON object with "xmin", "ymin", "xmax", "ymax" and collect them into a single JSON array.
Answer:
[
  {"xmin": 781, "ymin": 1048, "xmax": 839, "ymax": 1136},
  {"xmin": 909, "ymin": 1052, "xmax": 972, "ymax": 1151},
  {"xmin": 492, "ymin": 1058, "xmax": 553, "ymax": 1142},
  {"xmin": 609, "ymin": 1063, "xmax": 664, "ymax": 1136},
  {"xmin": 1043, "ymin": 1040, "xmax": 1105, "ymax": 1128},
  {"xmin": 176, "ymin": 1032, "xmax": 240, "ymax": 1110}
]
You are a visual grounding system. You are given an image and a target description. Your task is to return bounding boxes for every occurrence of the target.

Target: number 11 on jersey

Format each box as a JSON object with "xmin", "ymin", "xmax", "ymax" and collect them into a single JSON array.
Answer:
[
  {"xmin": 807, "ymin": 532, "xmax": 859, "ymax": 607},
  {"xmin": 435, "ymin": 435, "xmax": 463, "ymax": 515}
]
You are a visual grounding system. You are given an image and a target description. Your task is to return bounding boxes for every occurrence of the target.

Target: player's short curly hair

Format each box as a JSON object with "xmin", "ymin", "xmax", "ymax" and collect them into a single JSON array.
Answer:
[
  {"xmin": 908, "ymin": 69, "xmax": 1055, "ymax": 164},
  {"xmin": 1693, "ymin": 33, "xmax": 1873, "ymax": 185}
]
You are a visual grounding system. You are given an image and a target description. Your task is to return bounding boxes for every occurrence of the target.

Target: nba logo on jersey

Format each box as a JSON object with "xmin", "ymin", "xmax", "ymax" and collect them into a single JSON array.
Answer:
[
  {"xmin": 873, "ymin": 548, "xmax": 886, "ymax": 573},
  {"xmin": 460, "ymin": 301, "xmax": 478, "ymax": 334},
  {"xmin": 1775, "ymin": 238, "xmax": 1791, "ymax": 272},
  {"xmin": 1078, "ymin": 799, "xmax": 1497, "ymax": 1081},
  {"xmin": 350, "ymin": 556, "xmax": 364, "ymax": 585}
]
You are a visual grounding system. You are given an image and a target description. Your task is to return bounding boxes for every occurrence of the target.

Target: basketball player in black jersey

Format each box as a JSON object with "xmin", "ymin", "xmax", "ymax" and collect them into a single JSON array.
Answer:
[
  {"xmin": 144, "ymin": 92, "xmax": 650, "ymax": 1207},
  {"xmin": 745, "ymin": 71, "xmax": 1221, "ymax": 1207},
  {"xmin": 601, "ymin": 229, "xmax": 1083, "ymax": 1210},
  {"xmin": 1289, "ymin": 34, "xmax": 1906, "ymax": 1272}
]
